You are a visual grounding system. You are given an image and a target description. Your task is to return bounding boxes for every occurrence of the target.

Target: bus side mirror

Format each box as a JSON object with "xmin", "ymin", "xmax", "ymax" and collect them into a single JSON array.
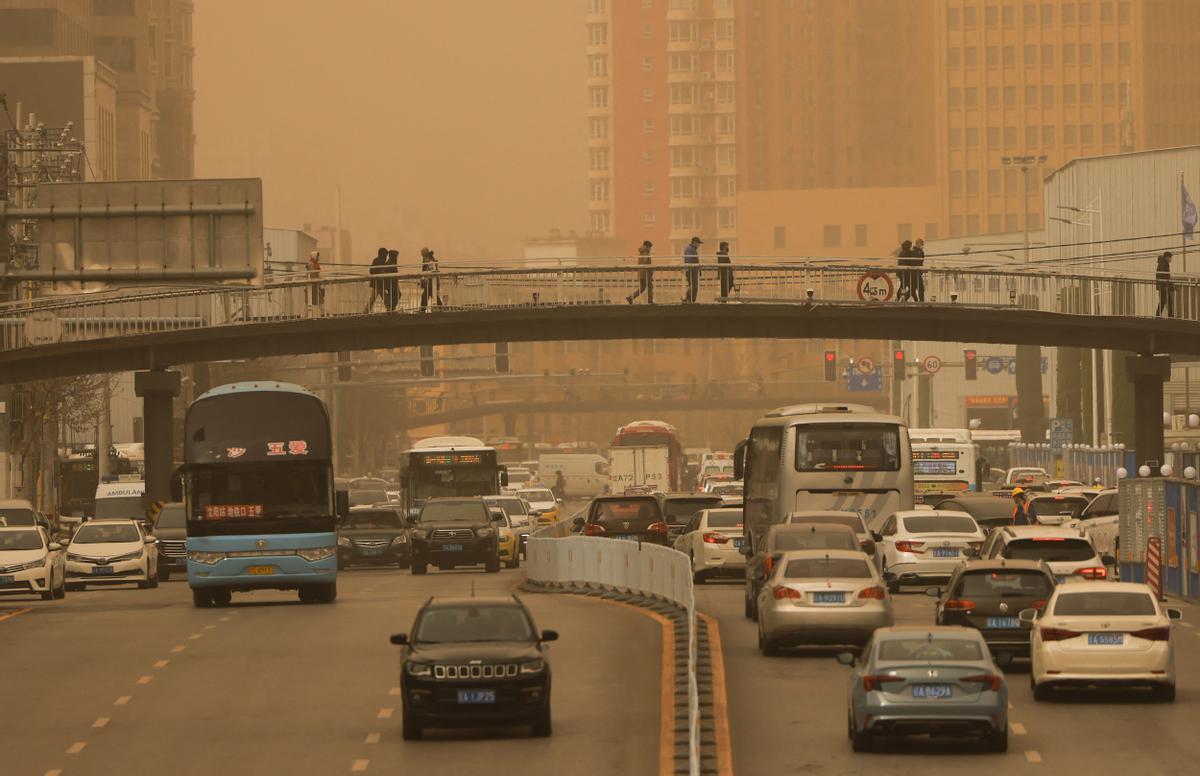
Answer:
[
  {"xmin": 732, "ymin": 439, "xmax": 747, "ymax": 480},
  {"xmin": 169, "ymin": 467, "xmax": 184, "ymax": 502},
  {"xmin": 500, "ymin": 468, "xmax": 509, "ymax": 488},
  {"xmin": 335, "ymin": 490, "xmax": 350, "ymax": 522}
]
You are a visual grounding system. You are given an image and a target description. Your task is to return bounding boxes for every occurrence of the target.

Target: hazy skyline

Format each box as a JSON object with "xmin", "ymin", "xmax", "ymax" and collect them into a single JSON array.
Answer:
[{"xmin": 194, "ymin": 0, "xmax": 586, "ymax": 264}]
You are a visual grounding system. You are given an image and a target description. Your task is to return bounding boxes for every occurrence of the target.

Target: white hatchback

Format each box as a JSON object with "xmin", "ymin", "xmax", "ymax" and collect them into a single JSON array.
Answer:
[
  {"xmin": 65, "ymin": 519, "xmax": 159, "ymax": 590},
  {"xmin": 1026, "ymin": 581, "xmax": 1182, "ymax": 701},
  {"xmin": 0, "ymin": 526, "xmax": 66, "ymax": 600}
]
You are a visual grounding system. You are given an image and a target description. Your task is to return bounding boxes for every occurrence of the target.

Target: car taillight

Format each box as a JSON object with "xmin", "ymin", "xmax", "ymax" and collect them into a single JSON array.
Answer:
[
  {"xmin": 583, "ymin": 523, "xmax": 606, "ymax": 536},
  {"xmin": 647, "ymin": 521, "xmax": 669, "ymax": 534},
  {"xmin": 1075, "ymin": 566, "xmax": 1107, "ymax": 580},
  {"xmin": 1032, "ymin": 599, "xmax": 1047, "ymax": 610},
  {"xmin": 895, "ymin": 540, "xmax": 925, "ymax": 553},
  {"xmin": 961, "ymin": 674, "xmax": 1002, "ymax": 692},
  {"xmin": 1129, "ymin": 626, "xmax": 1171, "ymax": 641},
  {"xmin": 764, "ymin": 554, "xmax": 778, "ymax": 576},
  {"xmin": 702, "ymin": 532, "xmax": 729, "ymax": 544},
  {"xmin": 863, "ymin": 674, "xmax": 903, "ymax": 691},
  {"xmin": 944, "ymin": 598, "xmax": 976, "ymax": 611},
  {"xmin": 1039, "ymin": 626, "xmax": 1080, "ymax": 642},
  {"xmin": 857, "ymin": 586, "xmax": 886, "ymax": 600},
  {"xmin": 773, "ymin": 586, "xmax": 802, "ymax": 600}
]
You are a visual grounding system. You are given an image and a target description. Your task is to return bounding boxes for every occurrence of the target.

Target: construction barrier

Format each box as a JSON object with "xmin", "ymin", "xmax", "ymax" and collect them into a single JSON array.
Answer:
[{"xmin": 1118, "ymin": 478, "xmax": 1200, "ymax": 601}]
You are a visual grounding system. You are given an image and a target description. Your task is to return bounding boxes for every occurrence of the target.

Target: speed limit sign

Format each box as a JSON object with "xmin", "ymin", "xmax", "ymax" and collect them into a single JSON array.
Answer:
[{"xmin": 922, "ymin": 355, "xmax": 942, "ymax": 374}]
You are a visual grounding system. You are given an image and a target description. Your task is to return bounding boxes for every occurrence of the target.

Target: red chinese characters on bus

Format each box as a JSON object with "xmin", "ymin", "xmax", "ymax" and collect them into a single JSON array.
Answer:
[{"xmin": 203, "ymin": 504, "xmax": 265, "ymax": 520}]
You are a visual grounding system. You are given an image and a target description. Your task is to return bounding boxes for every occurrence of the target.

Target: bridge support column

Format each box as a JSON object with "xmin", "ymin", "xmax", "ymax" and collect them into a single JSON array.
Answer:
[
  {"xmin": 1126, "ymin": 355, "xmax": 1171, "ymax": 470},
  {"xmin": 135, "ymin": 369, "xmax": 181, "ymax": 504}
]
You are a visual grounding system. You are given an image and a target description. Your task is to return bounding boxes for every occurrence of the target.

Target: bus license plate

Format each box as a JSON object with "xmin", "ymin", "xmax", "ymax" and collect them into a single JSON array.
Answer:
[
  {"xmin": 441, "ymin": 544, "xmax": 464, "ymax": 552},
  {"xmin": 813, "ymin": 591, "xmax": 845, "ymax": 604},
  {"xmin": 1088, "ymin": 633, "xmax": 1124, "ymax": 645},
  {"xmin": 457, "ymin": 689, "xmax": 496, "ymax": 704},
  {"xmin": 913, "ymin": 684, "xmax": 953, "ymax": 699},
  {"xmin": 91, "ymin": 566, "xmax": 114, "ymax": 575},
  {"xmin": 986, "ymin": 616, "xmax": 1020, "ymax": 629},
  {"xmin": 932, "ymin": 548, "xmax": 958, "ymax": 558},
  {"xmin": 246, "ymin": 565, "xmax": 275, "ymax": 575}
]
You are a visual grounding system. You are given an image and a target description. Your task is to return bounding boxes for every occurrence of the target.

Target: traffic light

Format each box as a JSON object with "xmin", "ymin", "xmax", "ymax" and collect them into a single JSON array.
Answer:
[
  {"xmin": 964, "ymin": 349, "xmax": 978, "ymax": 380},
  {"xmin": 823, "ymin": 350, "xmax": 837, "ymax": 382},
  {"xmin": 893, "ymin": 349, "xmax": 907, "ymax": 381},
  {"xmin": 495, "ymin": 342, "xmax": 509, "ymax": 374},
  {"xmin": 420, "ymin": 345, "xmax": 435, "ymax": 378}
]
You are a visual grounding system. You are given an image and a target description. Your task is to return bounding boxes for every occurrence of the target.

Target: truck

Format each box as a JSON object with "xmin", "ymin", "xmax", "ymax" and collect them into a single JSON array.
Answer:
[{"xmin": 608, "ymin": 446, "xmax": 671, "ymax": 494}]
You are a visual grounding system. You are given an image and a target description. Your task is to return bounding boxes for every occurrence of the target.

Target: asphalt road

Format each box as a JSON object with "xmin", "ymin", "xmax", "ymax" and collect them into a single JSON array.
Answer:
[
  {"xmin": 696, "ymin": 577, "xmax": 1200, "ymax": 776},
  {"xmin": 0, "ymin": 567, "xmax": 662, "ymax": 776}
]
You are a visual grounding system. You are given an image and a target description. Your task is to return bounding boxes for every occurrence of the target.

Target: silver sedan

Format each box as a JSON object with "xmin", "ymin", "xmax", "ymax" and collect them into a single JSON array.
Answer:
[
  {"xmin": 839, "ymin": 626, "xmax": 1008, "ymax": 752},
  {"xmin": 756, "ymin": 549, "xmax": 894, "ymax": 655}
]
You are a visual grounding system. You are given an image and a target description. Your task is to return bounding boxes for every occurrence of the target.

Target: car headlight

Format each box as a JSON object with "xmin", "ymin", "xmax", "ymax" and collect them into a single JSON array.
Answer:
[
  {"xmin": 296, "ymin": 546, "xmax": 336, "ymax": 562},
  {"xmin": 520, "ymin": 659, "xmax": 546, "ymax": 674},
  {"xmin": 7, "ymin": 559, "xmax": 45, "ymax": 572},
  {"xmin": 187, "ymin": 551, "xmax": 226, "ymax": 565},
  {"xmin": 476, "ymin": 528, "xmax": 495, "ymax": 539},
  {"xmin": 337, "ymin": 536, "xmax": 352, "ymax": 548},
  {"xmin": 391, "ymin": 535, "xmax": 408, "ymax": 545},
  {"xmin": 406, "ymin": 662, "xmax": 432, "ymax": 677},
  {"xmin": 110, "ymin": 549, "xmax": 144, "ymax": 563}
]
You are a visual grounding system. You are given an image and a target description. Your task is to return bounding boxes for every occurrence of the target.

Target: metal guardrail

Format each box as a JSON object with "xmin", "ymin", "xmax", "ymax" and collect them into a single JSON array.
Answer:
[{"xmin": 0, "ymin": 261, "xmax": 1196, "ymax": 352}]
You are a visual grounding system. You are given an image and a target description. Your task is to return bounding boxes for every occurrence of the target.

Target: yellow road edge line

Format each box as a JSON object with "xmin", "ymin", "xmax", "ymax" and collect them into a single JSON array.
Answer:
[
  {"xmin": 561, "ymin": 594, "xmax": 676, "ymax": 776},
  {"xmin": 0, "ymin": 607, "xmax": 32, "ymax": 623},
  {"xmin": 697, "ymin": 611, "xmax": 734, "ymax": 776}
]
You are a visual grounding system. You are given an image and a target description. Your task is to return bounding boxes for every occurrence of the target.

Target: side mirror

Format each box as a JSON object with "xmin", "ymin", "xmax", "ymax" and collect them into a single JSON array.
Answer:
[
  {"xmin": 389, "ymin": 633, "xmax": 409, "ymax": 646},
  {"xmin": 170, "ymin": 466, "xmax": 184, "ymax": 502},
  {"xmin": 924, "ymin": 586, "xmax": 941, "ymax": 598},
  {"xmin": 1018, "ymin": 608, "xmax": 1038, "ymax": 623},
  {"xmin": 871, "ymin": 531, "xmax": 883, "ymax": 543},
  {"xmin": 572, "ymin": 516, "xmax": 585, "ymax": 528},
  {"xmin": 404, "ymin": 515, "xmax": 417, "ymax": 528},
  {"xmin": 835, "ymin": 651, "xmax": 856, "ymax": 666},
  {"xmin": 540, "ymin": 629, "xmax": 559, "ymax": 642},
  {"xmin": 1101, "ymin": 554, "xmax": 1116, "ymax": 566},
  {"xmin": 48, "ymin": 542, "xmax": 62, "ymax": 552},
  {"xmin": 732, "ymin": 438, "xmax": 747, "ymax": 479},
  {"xmin": 1167, "ymin": 608, "xmax": 1184, "ymax": 621},
  {"xmin": 739, "ymin": 544, "xmax": 753, "ymax": 557},
  {"xmin": 335, "ymin": 490, "xmax": 350, "ymax": 522},
  {"xmin": 557, "ymin": 498, "xmax": 564, "ymax": 504},
  {"xmin": 499, "ymin": 468, "xmax": 509, "ymax": 488}
]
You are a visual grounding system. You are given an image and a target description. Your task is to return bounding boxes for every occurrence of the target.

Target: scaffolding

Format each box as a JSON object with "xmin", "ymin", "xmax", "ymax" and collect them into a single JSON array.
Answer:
[{"xmin": 3, "ymin": 121, "xmax": 86, "ymax": 271}]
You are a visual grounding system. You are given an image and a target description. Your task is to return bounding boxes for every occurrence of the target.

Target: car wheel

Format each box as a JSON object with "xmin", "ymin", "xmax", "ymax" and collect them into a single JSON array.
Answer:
[
  {"xmin": 1153, "ymin": 683, "xmax": 1176, "ymax": 703},
  {"xmin": 337, "ymin": 558, "xmax": 346, "ymax": 571},
  {"xmin": 148, "ymin": 571, "xmax": 159, "ymax": 589},
  {"xmin": 693, "ymin": 568, "xmax": 707, "ymax": 584},
  {"xmin": 485, "ymin": 556, "xmax": 501, "ymax": 574},
  {"xmin": 883, "ymin": 563, "xmax": 900, "ymax": 594},
  {"xmin": 412, "ymin": 560, "xmax": 428, "ymax": 575},
  {"xmin": 743, "ymin": 589, "xmax": 754, "ymax": 620},
  {"xmin": 531, "ymin": 702, "xmax": 552, "ymax": 737},
  {"xmin": 54, "ymin": 575, "xmax": 66, "ymax": 599},
  {"xmin": 192, "ymin": 588, "xmax": 213, "ymax": 608},
  {"xmin": 40, "ymin": 584, "xmax": 55, "ymax": 601},
  {"xmin": 987, "ymin": 726, "xmax": 1008, "ymax": 753},
  {"xmin": 137, "ymin": 579, "xmax": 151, "ymax": 590},
  {"xmin": 1031, "ymin": 675, "xmax": 1053, "ymax": 702},
  {"xmin": 401, "ymin": 711, "xmax": 422, "ymax": 741},
  {"xmin": 505, "ymin": 555, "xmax": 519, "ymax": 570},
  {"xmin": 65, "ymin": 583, "xmax": 84, "ymax": 592},
  {"xmin": 850, "ymin": 721, "xmax": 872, "ymax": 752},
  {"xmin": 158, "ymin": 566, "xmax": 171, "ymax": 582},
  {"xmin": 758, "ymin": 623, "xmax": 780, "ymax": 657}
]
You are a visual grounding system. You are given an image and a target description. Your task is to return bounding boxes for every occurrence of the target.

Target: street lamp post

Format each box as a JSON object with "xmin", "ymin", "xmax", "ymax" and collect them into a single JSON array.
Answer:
[{"xmin": 1001, "ymin": 155, "xmax": 1048, "ymax": 262}]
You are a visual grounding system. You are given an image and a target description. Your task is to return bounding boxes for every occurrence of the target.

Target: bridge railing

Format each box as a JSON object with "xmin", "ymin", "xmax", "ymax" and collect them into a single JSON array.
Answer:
[{"xmin": 1, "ymin": 262, "xmax": 1195, "ymax": 352}]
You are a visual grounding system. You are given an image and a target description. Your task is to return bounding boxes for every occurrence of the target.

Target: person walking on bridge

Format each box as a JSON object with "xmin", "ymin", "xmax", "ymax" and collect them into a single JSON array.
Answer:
[
  {"xmin": 682, "ymin": 236, "xmax": 702, "ymax": 303},
  {"xmin": 383, "ymin": 249, "xmax": 401, "ymax": 311},
  {"xmin": 365, "ymin": 247, "xmax": 388, "ymax": 312},
  {"xmin": 895, "ymin": 240, "xmax": 915, "ymax": 301},
  {"xmin": 716, "ymin": 240, "xmax": 735, "ymax": 300},
  {"xmin": 307, "ymin": 251, "xmax": 324, "ymax": 307},
  {"xmin": 1156, "ymin": 250, "xmax": 1175, "ymax": 318},
  {"xmin": 627, "ymin": 240, "xmax": 655, "ymax": 304},
  {"xmin": 420, "ymin": 247, "xmax": 443, "ymax": 311},
  {"xmin": 911, "ymin": 238, "xmax": 927, "ymax": 302}
]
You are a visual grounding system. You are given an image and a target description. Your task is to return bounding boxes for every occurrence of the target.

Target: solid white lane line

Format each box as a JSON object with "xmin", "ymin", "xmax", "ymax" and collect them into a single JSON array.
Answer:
[
  {"xmin": 154, "ymin": 660, "xmax": 169, "ymax": 669},
  {"xmin": 388, "ymin": 687, "xmax": 401, "ymax": 696},
  {"xmin": 136, "ymin": 675, "xmax": 153, "ymax": 685},
  {"xmin": 351, "ymin": 760, "xmax": 369, "ymax": 772},
  {"xmin": 1025, "ymin": 750, "xmax": 1043, "ymax": 763},
  {"xmin": 171, "ymin": 645, "xmax": 186, "ymax": 653},
  {"xmin": 114, "ymin": 696, "xmax": 131, "ymax": 705},
  {"xmin": 188, "ymin": 633, "xmax": 203, "ymax": 640},
  {"xmin": 376, "ymin": 708, "xmax": 393, "ymax": 719},
  {"xmin": 364, "ymin": 733, "xmax": 381, "ymax": 744},
  {"xmin": 93, "ymin": 717, "xmax": 110, "ymax": 729},
  {"xmin": 1010, "ymin": 722, "xmax": 1027, "ymax": 735},
  {"xmin": 66, "ymin": 742, "xmax": 86, "ymax": 755}
]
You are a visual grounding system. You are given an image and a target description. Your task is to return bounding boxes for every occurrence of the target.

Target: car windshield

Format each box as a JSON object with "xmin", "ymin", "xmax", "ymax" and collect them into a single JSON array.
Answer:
[
  {"xmin": 94, "ymin": 496, "xmax": 144, "ymax": 521},
  {"xmin": 957, "ymin": 570, "xmax": 1053, "ymax": 597},
  {"xmin": 795, "ymin": 424, "xmax": 901, "ymax": 472},
  {"xmin": 705, "ymin": 511, "xmax": 742, "ymax": 528},
  {"xmin": 0, "ymin": 508, "xmax": 36, "ymax": 526},
  {"xmin": 593, "ymin": 500, "xmax": 660, "ymax": 521},
  {"xmin": 0, "ymin": 530, "xmax": 44, "ymax": 551},
  {"xmin": 784, "ymin": 557, "xmax": 873, "ymax": 578},
  {"xmin": 1053, "ymin": 591, "xmax": 1158, "ymax": 616},
  {"xmin": 521, "ymin": 490, "xmax": 554, "ymax": 502},
  {"xmin": 414, "ymin": 605, "xmax": 534, "ymax": 643},
  {"xmin": 420, "ymin": 501, "xmax": 488, "ymax": 523},
  {"xmin": 712, "ymin": 484, "xmax": 743, "ymax": 495},
  {"xmin": 774, "ymin": 531, "xmax": 858, "ymax": 552},
  {"xmin": 350, "ymin": 490, "xmax": 388, "ymax": 507},
  {"xmin": 508, "ymin": 471, "xmax": 533, "ymax": 483},
  {"xmin": 877, "ymin": 638, "xmax": 984, "ymax": 662},
  {"xmin": 1001, "ymin": 538, "xmax": 1096, "ymax": 562},
  {"xmin": 1029, "ymin": 498, "xmax": 1087, "ymax": 518},
  {"xmin": 664, "ymin": 499, "xmax": 722, "ymax": 523},
  {"xmin": 486, "ymin": 498, "xmax": 527, "ymax": 516},
  {"xmin": 73, "ymin": 523, "xmax": 140, "ymax": 543},
  {"xmin": 346, "ymin": 511, "xmax": 402, "ymax": 529},
  {"xmin": 902, "ymin": 515, "xmax": 979, "ymax": 534},
  {"xmin": 788, "ymin": 514, "xmax": 865, "ymax": 532},
  {"xmin": 156, "ymin": 505, "xmax": 186, "ymax": 529}
]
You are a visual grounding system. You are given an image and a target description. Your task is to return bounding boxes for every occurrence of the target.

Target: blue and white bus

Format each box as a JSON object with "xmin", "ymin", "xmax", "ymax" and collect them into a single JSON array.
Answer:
[{"xmin": 181, "ymin": 382, "xmax": 340, "ymax": 607}]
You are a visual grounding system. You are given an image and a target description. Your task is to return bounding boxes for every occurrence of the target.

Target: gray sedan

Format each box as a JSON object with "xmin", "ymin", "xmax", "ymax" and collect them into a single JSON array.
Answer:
[{"xmin": 838, "ymin": 626, "xmax": 1008, "ymax": 753}]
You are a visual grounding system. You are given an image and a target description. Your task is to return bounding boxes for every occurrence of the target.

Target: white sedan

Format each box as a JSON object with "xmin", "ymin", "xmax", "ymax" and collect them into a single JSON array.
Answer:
[
  {"xmin": 873, "ymin": 510, "xmax": 985, "ymax": 593},
  {"xmin": 64, "ymin": 519, "xmax": 159, "ymax": 590},
  {"xmin": 673, "ymin": 508, "xmax": 746, "ymax": 583},
  {"xmin": 1026, "ymin": 581, "xmax": 1182, "ymax": 702},
  {"xmin": 0, "ymin": 526, "xmax": 66, "ymax": 600}
]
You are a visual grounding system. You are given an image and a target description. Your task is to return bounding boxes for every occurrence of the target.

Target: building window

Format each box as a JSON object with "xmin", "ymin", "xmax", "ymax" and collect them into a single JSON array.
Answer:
[
  {"xmin": 1080, "ymin": 43, "xmax": 1092, "ymax": 64},
  {"xmin": 986, "ymin": 46, "xmax": 999, "ymax": 66},
  {"xmin": 1025, "ymin": 85, "xmax": 1038, "ymax": 106},
  {"xmin": 643, "ymin": 211, "xmax": 656, "ymax": 225},
  {"xmin": 1042, "ymin": 85, "xmax": 1055, "ymax": 105},
  {"xmin": 947, "ymin": 7, "xmax": 960, "ymax": 27},
  {"xmin": 1079, "ymin": 2, "xmax": 1092, "ymax": 22},
  {"xmin": 95, "ymin": 35, "xmax": 137, "ymax": 71},
  {"xmin": 589, "ymin": 149, "xmax": 609, "ymax": 170},
  {"xmin": 589, "ymin": 118, "xmax": 608, "ymax": 138},
  {"xmin": 950, "ymin": 170, "xmax": 963, "ymax": 195},
  {"xmin": 589, "ymin": 55, "xmax": 608, "ymax": 77},
  {"xmin": 644, "ymin": 150, "xmax": 655, "ymax": 163},
  {"xmin": 587, "ymin": 24, "xmax": 607, "ymax": 45},
  {"xmin": 966, "ymin": 215, "xmax": 981, "ymax": 236},
  {"xmin": 1101, "ymin": 1, "xmax": 1114, "ymax": 22},
  {"xmin": 1005, "ymin": 214, "xmax": 1019, "ymax": 232},
  {"xmin": 1081, "ymin": 124, "xmax": 1095, "ymax": 145},
  {"xmin": 985, "ymin": 5, "xmax": 999, "ymax": 26},
  {"xmin": 773, "ymin": 226, "xmax": 787, "ymax": 250},
  {"xmin": 643, "ymin": 181, "xmax": 656, "ymax": 195},
  {"xmin": 1024, "ymin": 3, "xmax": 1036, "ymax": 24},
  {"xmin": 717, "ymin": 114, "xmax": 736, "ymax": 135},
  {"xmin": 948, "ymin": 88, "xmax": 962, "ymax": 108},
  {"xmin": 670, "ymin": 177, "xmax": 698, "ymax": 198},
  {"xmin": 988, "ymin": 169, "xmax": 1001, "ymax": 194},
  {"xmin": 1063, "ymin": 2, "xmax": 1076, "ymax": 23},
  {"xmin": 1004, "ymin": 126, "xmax": 1018, "ymax": 147},
  {"xmin": 669, "ymin": 115, "xmax": 697, "ymax": 135},
  {"xmin": 1064, "ymin": 84, "xmax": 1077, "ymax": 104},
  {"xmin": 1102, "ymin": 83, "xmax": 1115, "ymax": 104},
  {"xmin": 1043, "ymin": 125, "xmax": 1056, "ymax": 145},
  {"xmin": 1103, "ymin": 124, "xmax": 1116, "ymax": 145},
  {"xmin": 966, "ymin": 127, "xmax": 979, "ymax": 147},
  {"xmin": 1004, "ymin": 86, "xmax": 1017, "ymax": 106},
  {"xmin": 589, "ymin": 86, "xmax": 609, "ymax": 109},
  {"xmin": 591, "ymin": 212, "xmax": 610, "ymax": 234},
  {"xmin": 1119, "ymin": 41, "xmax": 1131, "ymax": 65},
  {"xmin": 949, "ymin": 128, "xmax": 962, "ymax": 149},
  {"xmin": 1101, "ymin": 42, "xmax": 1114, "ymax": 64},
  {"xmin": 1003, "ymin": 4, "xmax": 1016, "ymax": 25},
  {"xmin": 716, "ymin": 51, "xmax": 735, "ymax": 72},
  {"xmin": 670, "ymin": 146, "xmax": 697, "ymax": 167},
  {"xmin": 964, "ymin": 6, "xmax": 977, "ymax": 27},
  {"xmin": 1081, "ymin": 83, "xmax": 1094, "ymax": 104},
  {"xmin": 987, "ymin": 86, "xmax": 1000, "ymax": 107},
  {"xmin": 670, "ymin": 83, "xmax": 695, "ymax": 104},
  {"xmin": 966, "ymin": 170, "xmax": 980, "ymax": 194},
  {"xmin": 643, "ymin": 24, "xmax": 653, "ymax": 39},
  {"xmin": 950, "ymin": 215, "xmax": 964, "ymax": 237},
  {"xmin": 643, "ymin": 118, "xmax": 655, "ymax": 134},
  {"xmin": 672, "ymin": 209, "xmax": 700, "ymax": 229},
  {"xmin": 988, "ymin": 126, "xmax": 1001, "ymax": 146},
  {"xmin": 1041, "ymin": 44, "xmax": 1054, "ymax": 65},
  {"xmin": 1064, "ymin": 124, "xmax": 1077, "ymax": 144},
  {"xmin": 643, "ymin": 88, "xmax": 655, "ymax": 103},
  {"xmin": 854, "ymin": 224, "xmax": 868, "ymax": 247},
  {"xmin": 715, "ymin": 19, "xmax": 735, "ymax": 39},
  {"xmin": 897, "ymin": 223, "xmax": 913, "ymax": 242},
  {"xmin": 1026, "ymin": 125, "xmax": 1039, "ymax": 146},
  {"xmin": 1003, "ymin": 46, "xmax": 1015, "ymax": 66},
  {"xmin": 590, "ymin": 180, "xmax": 609, "ymax": 201},
  {"xmin": 1041, "ymin": 2, "xmax": 1054, "ymax": 24},
  {"xmin": 718, "ymin": 176, "xmax": 736, "ymax": 197},
  {"xmin": 924, "ymin": 223, "xmax": 940, "ymax": 241},
  {"xmin": 989, "ymin": 214, "xmax": 1003, "ymax": 233},
  {"xmin": 823, "ymin": 225, "xmax": 841, "ymax": 248},
  {"xmin": 668, "ymin": 21, "xmax": 697, "ymax": 42},
  {"xmin": 1063, "ymin": 43, "xmax": 1076, "ymax": 64},
  {"xmin": 717, "ymin": 145, "xmax": 736, "ymax": 166},
  {"xmin": 94, "ymin": 0, "xmax": 136, "ymax": 15},
  {"xmin": 1024, "ymin": 45, "xmax": 1037, "ymax": 66},
  {"xmin": 643, "ymin": 56, "xmax": 653, "ymax": 71},
  {"xmin": 948, "ymin": 48, "xmax": 961, "ymax": 68},
  {"xmin": 1005, "ymin": 168, "xmax": 1019, "ymax": 192},
  {"xmin": 716, "ymin": 82, "xmax": 735, "ymax": 103},
  {"xmin": 719, "ymin": 209, "xmax": 737, "ymax": 229},
  {"xmin": 965, "ymin": 87, "xmax": 978, "ymax": 108}
]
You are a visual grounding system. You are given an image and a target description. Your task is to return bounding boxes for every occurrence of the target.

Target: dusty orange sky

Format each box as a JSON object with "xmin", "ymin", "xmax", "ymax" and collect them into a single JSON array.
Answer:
[{"xmin": 194, "ymin": 0, "xmax": 586, "ymax": 264}]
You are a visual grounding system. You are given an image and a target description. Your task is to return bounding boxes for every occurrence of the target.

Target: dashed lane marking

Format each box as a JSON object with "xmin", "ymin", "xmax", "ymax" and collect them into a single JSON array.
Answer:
[
  {"xmin": 387, "ymin": 687, "xmax": 400, "ymax": 696},
  {"xmin": 154, "ymin": 660, "xmax": 169, "ymax": 669},
  {"xmin": 44, "ymin": 770, "xmax": 62, "ymax": 776},
  {"xmin": 220, "ymin": 616, "xmax": 232, "ymax": 622},
  {"xmin": 364, "ymin": 733, "xmax": 381, "ymax": 744},
  {"xmin": 1181, "ymin": 621, "xmax": 1194, "ymax": 627},
  {"xmin": 376, "ymin": 708, "xmax": 393, "ymax": 719},
  {"xmin": 1010, "ymin": 722, "xmax": 1027, "ymax": 735},
  {"xmin": 0, "ymin": 607, "xmax": 32, "ymax": 623},
  {"xmin": 93, "ymin": 718, "xmax": 110, "ymax": 729},
  {"xmin": 351, "ymin": 760, "xmax": 369, "ymax": 772},
  {"xmin": 114, "ymin": 696, "xmax": 131, "ymax": 706},
  {"xmin": 171, "ymin": 645, "xmax": 186, "ymax": 653},
  {"xmin": 204, "ymin": 624, "xmax": 217, "ymax": 630},
  {"xmin": 188, "ymin": 633, "xmax": 204, "ymax": 640},
  {"xmin": 66, "ymin": 742, "xmax": 86, "ymax": 755},
  {"xmin": 1026, "ymin": 750, "xmax": 1043, "ymax": 763},
  {"xmin": 136, "ymin": 675, "xmax": 153, "ymax": 685}
]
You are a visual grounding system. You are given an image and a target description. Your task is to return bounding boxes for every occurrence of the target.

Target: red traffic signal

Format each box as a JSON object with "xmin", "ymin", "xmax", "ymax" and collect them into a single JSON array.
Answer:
[
  {"xmin": 964, "ymin": 349, "xmax": 978, "ymax": 380},
  {"xmin": 894, "ymin": 349, "xmax": 906, "ymax": 381},
  {"xmin": 824, "ymin": 350, "xmax": 837, "ymax": 381}
]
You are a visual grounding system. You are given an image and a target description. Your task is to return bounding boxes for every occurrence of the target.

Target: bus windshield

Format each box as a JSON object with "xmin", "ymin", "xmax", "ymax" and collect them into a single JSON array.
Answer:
[
  {"xmin": 188, "ymin": 462, "xmax": 331, "ymax": 521},
  {"xmin": 795, "ymin": 424, "xmax": 901, "ymax": 472}
]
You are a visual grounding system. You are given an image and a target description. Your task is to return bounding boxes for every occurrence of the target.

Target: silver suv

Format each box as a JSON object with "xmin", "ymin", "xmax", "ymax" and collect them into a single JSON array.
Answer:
[{"xmin": 980, "ymin": 525, "xmax": 1113, "ymax": 584}]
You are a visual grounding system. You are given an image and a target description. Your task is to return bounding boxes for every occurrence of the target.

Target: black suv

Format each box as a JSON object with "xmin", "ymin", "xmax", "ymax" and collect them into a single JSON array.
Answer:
[
  {"xmin": 390, "ymin": 595, "xmax": 556, "ymax": 740},
  {"xmin": 657, "ymin": 493, "xmax": 725, "ymax": 540},
  {"xmin": 152, "ymin": 502, "xmax": 187, "ymax": 581},
  {"xmin": 338, "ymin": 506, "xmax": 411, "ymax": 570},
  {"xmin": 409, "ymin": 498, "xmax": 503, "ymax": 574},
  {"xmin": 573, "ymin": 495, "xmax": 670, "ymax": 545},
  {"xmin": 929, "ymin": 558, "xmax": 1056, "ymax": 662}
]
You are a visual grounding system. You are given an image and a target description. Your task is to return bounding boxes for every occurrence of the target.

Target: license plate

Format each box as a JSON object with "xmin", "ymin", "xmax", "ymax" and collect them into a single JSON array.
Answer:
[
  {"xmin": 359, "ymin": 548, "xmax": 382, "ymax": 556},
  {"xmin": 813, "ymin": 591, "xmax": 845, "ymax": 604},
  {"xmin": 441, "ymin": 544, "xmax": 464, "ymax": 552},
  {"xmin": 457, "ymin": 689, "xmax": 496, "ymax": 704},
  {"xmin": 913, "ymin": 684, "xmax": 953, "ymax": 698},
  {"xmin": 1056, "ymin": 576, "xmax": 1068, "ymax": 584},
  {"xmin": 986, "ymin": 616, "xmax": 1020, "ymax": 629},
  {"xmin": 733, "ymin": 538, "xmax": 745, "ymax": 548},
  {"xmin": 932, "ymin": 548, "xmax": 959, "ymax": 558},
  {"xmin": 246, "ymin": 565, "xmax": 275, "ymax": 575},
  {"xmin": 1088, "ymin": 633, "xmax": 1124, "ymax": 645},
  {"xmin": 613, "ymin": 535, "xmax": 640, "ymax": 542},
  {"xmin": 0, "ymin": 575, "xmax": 12, "ymax": 584},
  {"xmin": 91, "ymin": 566, "xmax": 114, "ymax": 575}
]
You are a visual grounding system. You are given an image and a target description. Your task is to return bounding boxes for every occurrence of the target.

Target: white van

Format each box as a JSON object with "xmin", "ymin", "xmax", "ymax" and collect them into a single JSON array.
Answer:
[
  {"xmin": 536, "ymin": 454, "xmax": 609, "ymax": 498},
  {"xmin": 93, "ymin": 479, "xmax": 146, "ymax": 521}
]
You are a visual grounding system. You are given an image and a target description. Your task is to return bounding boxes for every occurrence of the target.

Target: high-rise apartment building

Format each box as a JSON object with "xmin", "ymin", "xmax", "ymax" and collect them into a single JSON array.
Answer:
[{"xmin": 586, "ymin": 0, "xmax": 739, "ymax": 256}]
